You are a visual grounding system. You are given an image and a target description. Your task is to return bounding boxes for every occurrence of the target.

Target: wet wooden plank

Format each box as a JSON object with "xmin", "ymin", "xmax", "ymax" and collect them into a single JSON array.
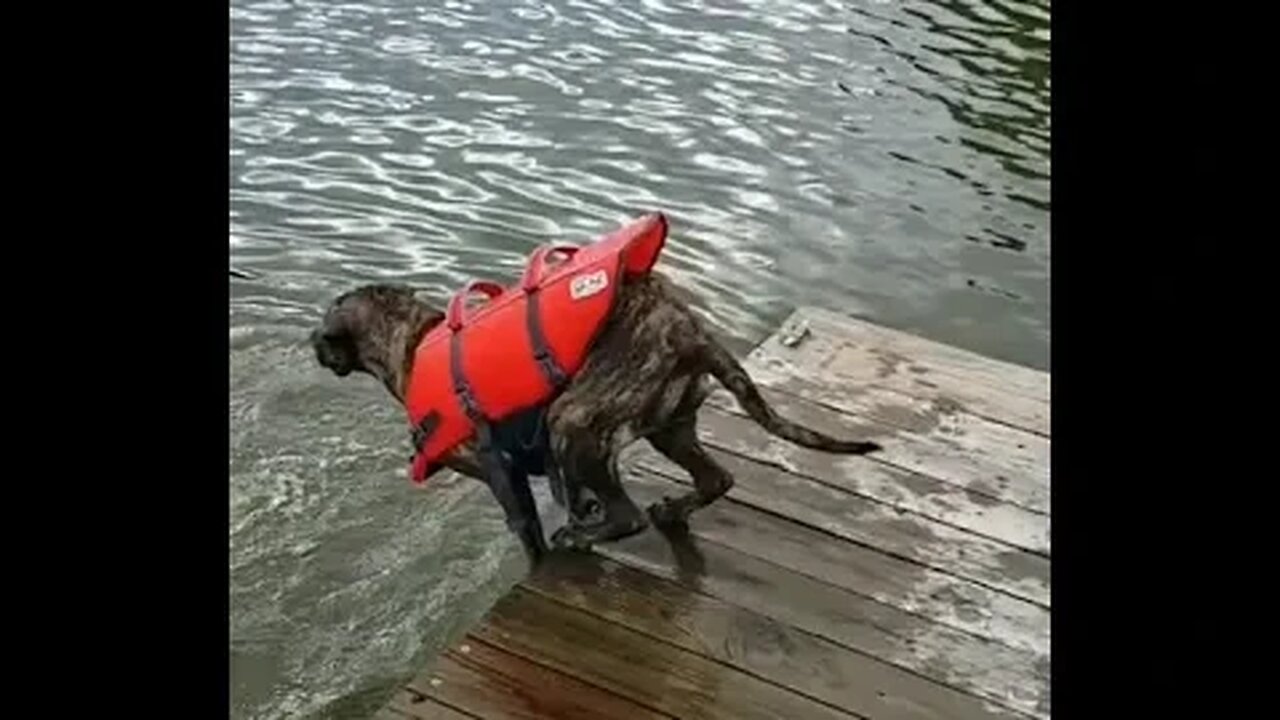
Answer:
[
  {"xmin": 758, "ymin": 308, "xmax": 1049, "ymax": 435},
  {"xmin": 471, "ymin": 586, "xmax": 859, "ymax": 720},
  {"xmin": 628, "ymin": 447, "xmax": 1050, "ymax": 608},
  {"xmin": 383, "ymin": 690, "xmax": 477, "ymax": 719},
  {"xmin": 709, "ymin": 374, "xmax": 1050, "ymax": 517},
  {"xmin": 801, "ymin": 308, "xmax": 1048, "ymax": 400},
  {"xmin": 407, "ymin": 639, "xmax": 672, "ymax": 720},
  {"xmin": 615, "ymin": 466, "xmax": 1048, "ymax": 657},
  {"xmin": 596, "ymin": 517, "xmax": 1049, "ymax": 718},
  {"xmin": 721, "ymin": 363, "xmax": 1049, "ymax": 515},
  {"xmin": 695, "ymin": 395, "xmax": 1049, "ymax": 551},
  {"xmin": 523, "ymin": 552, "xmax": 1031, "ymax": 720}
]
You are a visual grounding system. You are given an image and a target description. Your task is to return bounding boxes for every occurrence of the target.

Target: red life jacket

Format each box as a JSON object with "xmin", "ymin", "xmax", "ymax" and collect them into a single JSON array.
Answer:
[{"xmin": 403, "ymin": 212, "xmax": 669, "ymax": 484}]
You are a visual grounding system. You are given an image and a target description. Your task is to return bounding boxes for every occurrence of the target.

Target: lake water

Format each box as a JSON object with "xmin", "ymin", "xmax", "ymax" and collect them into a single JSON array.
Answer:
[{"xmin": 229, "ymin": 0, "xmax": 1049, "ymax": 717}]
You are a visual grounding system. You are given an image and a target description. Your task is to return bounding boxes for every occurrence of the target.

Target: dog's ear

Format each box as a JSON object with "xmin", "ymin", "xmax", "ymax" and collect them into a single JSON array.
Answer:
[{"xmin": 410, "ymin": 288, "xmax": 447, "ymax": 327}]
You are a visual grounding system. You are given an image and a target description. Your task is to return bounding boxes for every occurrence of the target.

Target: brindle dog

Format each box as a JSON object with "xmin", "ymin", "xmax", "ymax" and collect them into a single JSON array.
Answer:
[{"xmin": 311, "ymin": 271, "xmax": 881, "ymax": 558}]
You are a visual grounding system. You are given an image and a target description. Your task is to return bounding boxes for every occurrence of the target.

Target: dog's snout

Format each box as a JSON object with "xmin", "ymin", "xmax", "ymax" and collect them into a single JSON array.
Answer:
[{"xmin": 310, "ymin": 321, "xmax": 356, "ymax": 376}]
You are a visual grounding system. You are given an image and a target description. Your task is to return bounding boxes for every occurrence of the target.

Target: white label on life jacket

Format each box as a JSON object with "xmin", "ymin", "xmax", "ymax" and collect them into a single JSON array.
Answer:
[{"xmin": 569, "ymin": 269, "xmax": 609, "ymax": 300}]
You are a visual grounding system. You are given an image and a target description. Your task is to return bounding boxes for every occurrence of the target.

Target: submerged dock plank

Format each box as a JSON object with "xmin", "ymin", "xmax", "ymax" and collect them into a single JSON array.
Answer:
[{"xmin": 381, "ymin": 308, "xmax": 1051, "ymax": 720}]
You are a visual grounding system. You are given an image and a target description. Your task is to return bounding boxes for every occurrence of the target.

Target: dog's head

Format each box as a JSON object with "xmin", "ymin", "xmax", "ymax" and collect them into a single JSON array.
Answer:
[{"xmin": 310, "ymin": 284, "xmax": 443, "ymax": 381}]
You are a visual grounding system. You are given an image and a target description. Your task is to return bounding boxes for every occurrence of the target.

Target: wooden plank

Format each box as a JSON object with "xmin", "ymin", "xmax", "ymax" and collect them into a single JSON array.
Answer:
[
  {"xmin": 596, "ymin": 517, "xmax": 1050, "ymax": 718},
  {"xmin": 709, "ymin": 377, "xmax": 1050, "ymax": 517},
  {"xmin": 407, "ymin": 639, "xmax": 672, "ymax": 720},
  {"xmin": 628, "ymin": 448, "xmax": 1050, "ymax": 608},
  {"xmin": 471, "ymin": 586, "xmax": 859, "ymax": 720},
  {"xmin": 697, "ymin": 394, "xmax": 1050, "ymax": 551},
  {"xmin": 616, "ymin": 466, "xmax": 1048, "ymax": 656},
  {"xmin": 523, "ymin": 553, "xmax": 1032, "ymax": 720},
  {"xmin": 731, "ymin": 370, "xmax": 1050, "ymax": 515},
  {"xmin": 756, "ymin": 308, "xmax": 1048, "ymax": 435},
  {"xmin": 384, "ymin": 690, "xmax": 477, "ymax": 719},
  {"xmin": 801, "ymin": 308, "xmax": 1049, "ymax": 401}
]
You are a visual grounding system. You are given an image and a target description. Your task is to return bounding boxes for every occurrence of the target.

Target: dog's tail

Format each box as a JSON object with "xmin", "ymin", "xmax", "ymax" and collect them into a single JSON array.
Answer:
[{"xmin": 701, "ymin": 339, "xmax": 881, "ymax": 455}]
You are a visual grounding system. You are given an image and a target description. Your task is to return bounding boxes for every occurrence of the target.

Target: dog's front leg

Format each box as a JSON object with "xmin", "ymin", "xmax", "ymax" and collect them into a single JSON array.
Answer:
[
  {"xmin": 481, "ymin": 453, "xmax": 549, "ymax": 565},
  {"xmin": 443, "ymin": 439, "xmax": 549, "ymax": 564}
]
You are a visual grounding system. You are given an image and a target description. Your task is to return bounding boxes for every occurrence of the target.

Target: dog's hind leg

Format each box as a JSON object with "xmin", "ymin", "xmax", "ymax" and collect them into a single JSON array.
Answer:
[
  {"xmin": 646, "ymin": 419, "xmax": 734, "ymax": 526},
  {"xmin": 547, "ymin": 417, "xmax": 648, "ymax": 551},
  {"xmin": 547, "ymin": 460, "xmax": 602, "ymax": 525},
  {"xmin": 643, "ymin": 376, "xmax": 735, "ymax": 526},
  {"xmin": 549, "ymin": 456, "xmax": 648, "ymax": 550}
]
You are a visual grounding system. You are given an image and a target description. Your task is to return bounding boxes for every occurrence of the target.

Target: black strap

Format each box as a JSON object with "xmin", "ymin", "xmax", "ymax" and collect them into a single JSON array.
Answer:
[
  {"xmin": 408, "ymin": 410, "xmax": 441, "ymax": 454},
  {"xmin": 401, "ymin": 328, "xmax": 496, "ymax": 474},
  {"xmin": 525, "ymin": 287, "xmax": 569, "ymax": 390},
  {"xmin": 448, "ymin": 327, "xmax": 499, "ymax": 462},
  {"xmin": 407, "ymin": 328, "xmax": 486, "ymax": 469},
  {"xmin": 449, "ymin": 329, "xmax": 485, "ymax": 423}
]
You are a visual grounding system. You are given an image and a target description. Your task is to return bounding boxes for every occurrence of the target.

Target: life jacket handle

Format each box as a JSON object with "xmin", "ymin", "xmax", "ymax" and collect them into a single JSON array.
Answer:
[
  {"xmin": 521, "ymin": 243, "xmax": 581, "ymax": 292},
  {"xmin": 446, "ymin": 279, "xmax": 506, "ymax": 331}
]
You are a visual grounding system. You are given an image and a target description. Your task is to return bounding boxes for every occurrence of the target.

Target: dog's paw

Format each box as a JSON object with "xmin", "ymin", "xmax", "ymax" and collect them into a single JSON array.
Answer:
[
  {"xmin": 550, "ymin": 525, "xmax": 596, "ymax": 552},
  {"xmin": 571, "ymin": 498, "xmax": 603, "ymax": 524},
  {"xmin": 551, "ymin": 514, "xmax": 649, "ymax": 549},
  {"xmin": 646, "ymin": 498, "xmax": 690, "ymax": 528}
]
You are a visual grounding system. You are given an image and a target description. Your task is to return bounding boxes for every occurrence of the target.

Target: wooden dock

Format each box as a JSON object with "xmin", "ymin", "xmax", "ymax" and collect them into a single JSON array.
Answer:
[{"xmin": 377, "ymin": 307, "xmax": 1050, "ymax": 720}]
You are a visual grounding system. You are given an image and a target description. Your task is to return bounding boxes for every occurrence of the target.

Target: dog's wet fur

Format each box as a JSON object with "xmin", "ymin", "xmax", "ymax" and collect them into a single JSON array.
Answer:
[{"xmin": 311, "ymin": 270, "xmax": 881, "ymax": 557}]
